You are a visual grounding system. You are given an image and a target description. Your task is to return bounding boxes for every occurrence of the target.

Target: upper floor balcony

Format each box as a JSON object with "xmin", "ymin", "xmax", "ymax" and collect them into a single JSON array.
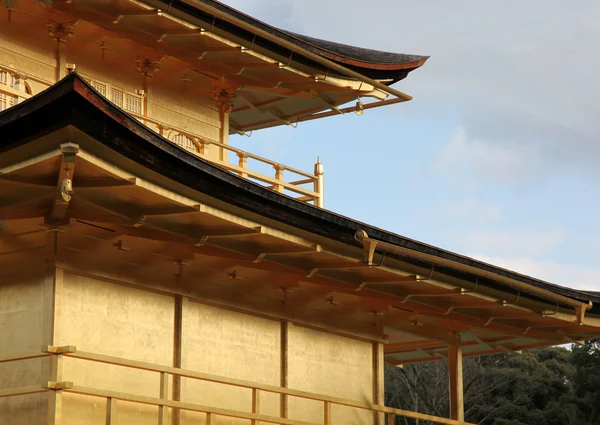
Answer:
[{"xmin": 0, "ymin": 65, "xmax": 325, "ymax": 208}]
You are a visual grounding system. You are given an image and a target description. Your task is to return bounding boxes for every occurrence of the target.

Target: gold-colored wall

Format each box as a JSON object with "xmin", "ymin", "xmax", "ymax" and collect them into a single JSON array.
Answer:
[
  {"xmin": 1, "ymin": 263, "xmax": 380, "ymax": 425},
  {"xmin": 288, "ymin": 326, "xmax": 374, "ymax": 425},
  {"xmin": 180, "ymin": 301, "xmax": 282, "ymax": 425},
  {"xmin": 0, "ymin": 274, "xmax": 48, "ymax": 425},
  {"xmin": 0, "ymin": 20, "xmax": 223, "ymax": 161},
  {"xmin": 54, "ymin": 272, "xmax": 175, "ymax": 425}
]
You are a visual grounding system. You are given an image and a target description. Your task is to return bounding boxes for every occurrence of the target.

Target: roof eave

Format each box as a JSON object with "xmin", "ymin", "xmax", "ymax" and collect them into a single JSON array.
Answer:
[{"xmin": 1, "ymin": 73, "xmax": 598, "ymax": 315}]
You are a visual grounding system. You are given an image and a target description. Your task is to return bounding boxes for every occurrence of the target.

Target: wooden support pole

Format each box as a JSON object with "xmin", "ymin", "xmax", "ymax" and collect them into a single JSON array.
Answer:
[
  {"xmin": 314, "ymin": 158, "xmax": 324, "ymax": 208},
  {"xmin": 172, "ymin": 295, "xmax": 184, "ymax": 425},
  {"xmin": 46, "ymin": 353, "xmax": 64, "ymax": 425},
  {"xmin": 56, "ymin": 41, "xmax": 66, "ymax": 82},
  {"xmin": 373, "ymin": 342, "xmax": 384, "ymax": 425},
  {"xmin": 44, "ymin": 233, "xmax": 61, "ymax": 425},
  {"xmin": 324, "ymin": 401, "xmax": 331, "ymax": 425},
  {"xmin": 106, "ymin": 397, "xmax": 117, "ymax": 425},
  {"xmin": 219, "ymin": 104, "xmax": 230, "ymax": 162},
  {"xmin": 237, "ymin": 152, "xmax": 249, "ymax": 178},
  {"xmin": 159, "ymin": 372, "xmax": 170, "ymax": 425},
  {"xmin": 448, "ymin": 333, "xmax": 464, "ymax": 422},
  {"xmin": 273, "ymin": 164, "xmax": 285, "ymax": 193},
  {"xmin": 206, "ymin": 412, "xmax": 214, "ymax": 425},
  {"xmin": 280, "ymin": 321, "xmax": 289, "ymax": 419},
  {"xmin": 251, "ymin": 388, "xmax": 261, "ymax": 425}
]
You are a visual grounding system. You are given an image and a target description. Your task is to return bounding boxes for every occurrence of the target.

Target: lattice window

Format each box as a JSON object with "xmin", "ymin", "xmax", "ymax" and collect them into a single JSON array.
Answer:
[
  {"xmin": 83, "ymin": 76, "xmax": 144, "ymax": 115},
  {"xmin": 110, "ymin": 88, "xmax": 124, "ymax": 108},
  {"xmin": 0, "ymin": 92, "xmax": 15, "ymax": 111},
  {"xmin": 124, "ymin": 93, "xmax": 142, "ymax": 114},
  {"xmin": 0, "ymin": 70, "xmax": 15, "ymax": 87},
  {"xmin": 90, "ymin": 80, "xmax": 107, "ymax": 96},
  {"xmin": 172, "ymin": 133, "xmax": 199, "ymax": 153}
]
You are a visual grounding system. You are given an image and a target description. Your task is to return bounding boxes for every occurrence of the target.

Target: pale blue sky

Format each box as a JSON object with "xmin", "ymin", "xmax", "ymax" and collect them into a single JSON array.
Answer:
[{"xmin": 226, "ymin": 0, "xmax": 600, "ymax": 291}]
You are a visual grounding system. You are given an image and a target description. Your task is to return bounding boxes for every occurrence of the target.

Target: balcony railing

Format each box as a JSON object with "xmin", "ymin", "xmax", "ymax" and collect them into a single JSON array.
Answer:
[
  {"xmin": 130, "ymin": 112, "xmax": 324, "ymax": 208},
  {"xmin": 0, "ymin": 346, "xmax": 474, "ymax": 425}
]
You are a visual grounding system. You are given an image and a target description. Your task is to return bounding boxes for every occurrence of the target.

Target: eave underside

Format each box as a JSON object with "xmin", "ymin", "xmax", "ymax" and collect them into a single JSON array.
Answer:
[{"xmin": 1, "ymin": 75, "xmax": 599, "ymax": 364}]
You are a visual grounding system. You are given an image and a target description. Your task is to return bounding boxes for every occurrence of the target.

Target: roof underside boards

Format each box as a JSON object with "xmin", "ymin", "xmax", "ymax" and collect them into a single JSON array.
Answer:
[
  {"xmin": 37, "ymin": 0, "xmax": 426, "ymax": 133},
  {"xmin": 1, "ymin": 74, "xmax": 599, "ymax": 364}
]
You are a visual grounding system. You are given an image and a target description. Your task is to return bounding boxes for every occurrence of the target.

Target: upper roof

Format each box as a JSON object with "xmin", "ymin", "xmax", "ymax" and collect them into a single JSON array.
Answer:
[
  {"xmin": 168, "ymin": 0, "xmax": 429, "ymax": 82},
  {"xmin": 6, "ymin": 0, "xmax": 427, "ymax": 134}
]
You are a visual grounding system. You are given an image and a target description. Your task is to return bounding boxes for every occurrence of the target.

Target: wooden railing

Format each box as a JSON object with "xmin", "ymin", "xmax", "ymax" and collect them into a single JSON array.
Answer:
[
  {"xmin": 129, "ymin": 112, "xmax": 324, "ymax": 208},
  {"xmin": 0, "ymin": 346, "xmax": 474, "ymax": 425}
]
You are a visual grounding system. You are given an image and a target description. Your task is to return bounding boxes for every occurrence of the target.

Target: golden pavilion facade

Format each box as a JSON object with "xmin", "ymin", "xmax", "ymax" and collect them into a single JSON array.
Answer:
[{"xmin": 1, "ymin": 1, "xmax": 599, "ymax": 425}]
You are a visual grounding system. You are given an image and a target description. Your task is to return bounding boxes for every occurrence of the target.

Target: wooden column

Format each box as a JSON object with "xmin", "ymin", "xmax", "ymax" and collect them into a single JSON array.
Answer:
[
  {"xmin": 214, "ymin": 88, "xmax": 235, "ymax": 163},
  {"xmin": 43, "ymin": 231, "xmax": 63, "ymax": 425},
  {"xmin": 48, "ymin": 22, "xmax": 77, "ymax": 82},
  {"xmin": 372, "ymin": 342, "xmax": 384, "ymax": 425},
  {"xmin": 172, "ymin": 295, "xmax": 184, "ymax": 425},
  {"xmin": 158, "ymin": 372, "xmax": 170, "ymax": 425},
  {"xmin": 280, "ymin": 320, "xmax": 289, "ymax": 420},
  {"xmin": 219, "ymin": 103, "xmax": 230, "ymax": 162},
  {"xmin": 448, "ymin": 333, "xmax": 464, "ymax": 422},
  {"xmin": 142, "ymin": 75, "xmax": 151, "ymax": 123},
  {"xmin": 56, "ymin": 41, "xmax": 66, "ymax": 82}
]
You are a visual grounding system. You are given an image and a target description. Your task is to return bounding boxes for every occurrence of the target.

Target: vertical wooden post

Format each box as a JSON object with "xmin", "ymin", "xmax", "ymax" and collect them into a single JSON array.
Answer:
[
  {"xmin": 314, "ymin": 157, "xmax": 324, "ymax": 208},
  {"xmin": 172, "ymin": 295, "xmax": 184, "ymax": 425},
  {"xmin": 324, "ymin": 401, "xmax": 331, "ymax": 425},
  {"xmin": 448, "ymin": 333, "xmax": 464, "ymax": 422},
  {"xmin": 237, "ymin": 152, "xmax": 248, "ymax": 178},
  {"xmin": 372, "ymin": 342, "xmax": 384, "ymax": 425},
  {"xmin": 47, "ymin": 353, "xmax": 64, "ymax": 425},
  {"xmin": 206, "ymin": 413, "xmax": 214, "ymax": 425},
  {"xmin": 273, "ymin": 164, "xmax": 285, "ymax": 193},
  {"xmin": 386, "ymin": 413, "xmax": 394, "ymax": 425},
  {"xmin": 280, "ymin": 321, "xmax": 288, "ymax": 420},
  {"xmin": 214, "ymin": 88, "xmax": 233, "ymax": 163},
  {"xmin": 56, "ymin": 41, "xmax": 66, "ymax": 82},
  {"xmin": 106, "ymin": 398, "xmax": 117, "ymax": 425},
  {"xmin": 251, "ymin": 388, "xmax": 260, "ymax": 425},
  {"xmin": 219, "ymin": 104, "xmax": 230, "ymax": 162},
  {"xmin": 44, "ymin": 231, "xmax": 61, "ymax": 425},
  {"xmin": 143, "ymin": 75, "xmax": 151, "ymax": 119},
  {"xmin": 159, "ymin": 372, "xmax": 170, "ymax": 425}
]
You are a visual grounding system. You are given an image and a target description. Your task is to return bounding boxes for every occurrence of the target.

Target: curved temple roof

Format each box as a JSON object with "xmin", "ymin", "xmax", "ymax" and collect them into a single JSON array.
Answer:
[
  {"xmin": 1, "ymin": 74, "xmax": 599, "ymax": 362},
  {"xmin": 164, "ymin": 0, "xmax": 429, "ymax": 82}
]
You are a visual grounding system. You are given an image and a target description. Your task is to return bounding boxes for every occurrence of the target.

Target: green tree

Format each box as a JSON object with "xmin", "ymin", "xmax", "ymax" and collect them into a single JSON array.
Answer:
[
  {"xmin": 384, "ymin": 344, "xmax": 600, "ymax": 425},
  {"xmin": 570, "ymin": 338, "xmax": 600, "ymax": 425}
]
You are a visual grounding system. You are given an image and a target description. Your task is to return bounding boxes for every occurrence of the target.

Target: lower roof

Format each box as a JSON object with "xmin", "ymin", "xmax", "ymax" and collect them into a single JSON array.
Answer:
[{"xmin": 1, "ymin": 73, "xmax": 599, "ymax": 362}]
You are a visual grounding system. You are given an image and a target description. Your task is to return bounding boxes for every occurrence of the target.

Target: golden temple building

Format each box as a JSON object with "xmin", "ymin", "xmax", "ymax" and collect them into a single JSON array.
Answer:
[{"xmin": 1, "ymin": 1, "xmax": 599, "ymax": 425}]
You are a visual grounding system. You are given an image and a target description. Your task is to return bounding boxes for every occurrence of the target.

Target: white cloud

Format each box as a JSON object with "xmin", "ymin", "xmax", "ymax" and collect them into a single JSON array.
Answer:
[
  {"xmin": 468, "ymin": 254, "xmax": 600, "ymax": 292},
  {"xmin": 440, "ymin": 199, "xmax": 503, "ymax": 222},
  {"xmin": 433, "ymin": 126, "xmax": 538, "ymax": 186},
  {"xmin": 225, "ymin": 0, "xmax": 600, "ymax": 179},
  {"xmin": 464, "ymin": 228, "xmax": 565, "ymax": 258}
]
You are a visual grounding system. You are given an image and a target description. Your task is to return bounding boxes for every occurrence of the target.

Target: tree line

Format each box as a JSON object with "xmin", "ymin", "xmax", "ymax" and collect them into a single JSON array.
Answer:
[{"xmin": 384, "ymin": 338, "xmax": 600, "ymax": 425}]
